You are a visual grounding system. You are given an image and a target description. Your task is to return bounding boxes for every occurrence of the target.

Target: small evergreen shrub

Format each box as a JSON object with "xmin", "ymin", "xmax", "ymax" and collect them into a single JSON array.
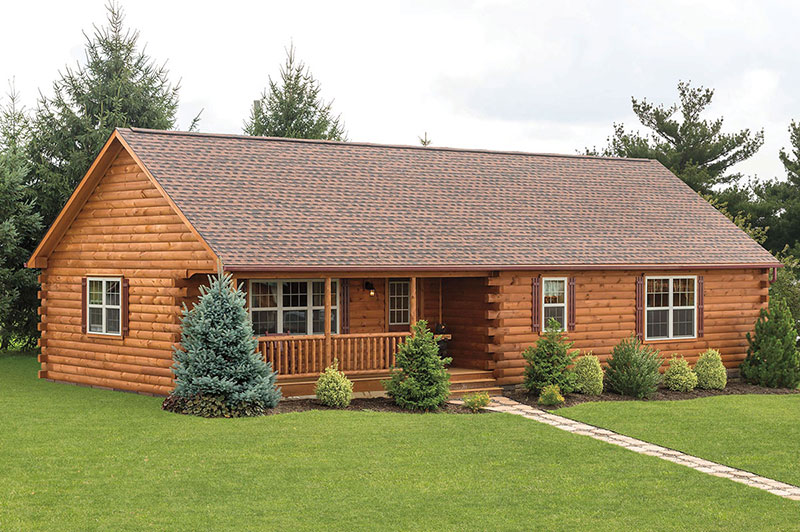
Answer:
[
  {"xmin": 383, "ymin": 320, "xmax": 452, "ymax": 410},
  {"xmin": 315, "ymin": 359, "xmax": 353, "ymax": 408},
  {"xmin": 538, "ymin": 384, "xmax": 565, "ymax": 406},
  {"xmin": 605, "ymin": 336, "xmax": 662, "ymax": 399},
  {"xmin": 663, "ymin": 356, "xmax": 698, "ymax": 392},
  {"xmin": 163, "ymin": 266, "xmax": 281, "ymax": 417},
  {"xmin": 741, "ymin": 298, "xmax": 800, "ymax": 388},
  {"xmin": 522, "ymin": 319, "xmax": 578, "ymax": 394},
  {"xmin": 694, "ymin": 349, "xmax": 727, "ymax": 390},
  {"xmin": 573, "ymin": 353, "xmax": 604, "ymax": 396},
  {"xmin": 462, "ymin": 391, "xmax": 491, "ymax": 413}
]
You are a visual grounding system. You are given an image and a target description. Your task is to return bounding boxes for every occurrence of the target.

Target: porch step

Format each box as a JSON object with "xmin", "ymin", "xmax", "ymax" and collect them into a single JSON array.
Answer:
[{"xmin": 278, "ymin": 367, "xmax": 501, "ymax": 398}]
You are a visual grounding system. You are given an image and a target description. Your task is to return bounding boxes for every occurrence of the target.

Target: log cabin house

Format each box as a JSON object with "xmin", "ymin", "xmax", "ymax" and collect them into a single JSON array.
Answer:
[{"xmin": 27, "ymin": 128, "xmax": 781, "ymax": 397}]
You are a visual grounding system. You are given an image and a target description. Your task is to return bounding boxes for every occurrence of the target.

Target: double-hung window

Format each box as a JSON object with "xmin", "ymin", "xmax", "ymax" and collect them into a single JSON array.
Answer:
[
  {"xmin": 388, "ymin": 279, "xmax": 410, "ymax": 326},
  {"xmin": 87, "ymin": 277, "xmax": 122, "ymax": 335},
  {"xmin": 542, "ymin": 278, "xmax": 567, "ymax": 332},
  {"xmin": 645, "ymin": 277, "xmax": 696, "ymax": 340},
  {"xmin": 249, "ymin": 279, "xmax": 338, "ymax": 336}
]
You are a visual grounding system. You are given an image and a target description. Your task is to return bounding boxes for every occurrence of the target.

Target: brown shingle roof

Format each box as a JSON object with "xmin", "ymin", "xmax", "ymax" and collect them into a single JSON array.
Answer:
[{"xmin": 117, "ymin": 127, "xmax": 778, "ymax": 270}]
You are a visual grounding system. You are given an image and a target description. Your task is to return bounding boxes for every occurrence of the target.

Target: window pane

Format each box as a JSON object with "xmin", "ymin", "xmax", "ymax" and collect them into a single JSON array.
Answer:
[
  {"xmin": 543, "ymin": 306, "xmax": 565, "ymax": 330},
  {"xmin": 282, "ymin": 282, "xmax": 307, "ymax": 308},
  {"xmin": 673, "ymin": 309, "xmax": 694, "ymax": 337},
  {"xmin": 282, "ymin": 310, "xmax": 307, "ymax": 334},
  {"xmin": 312, "ymin": 281, "xmax": 337, "ymax": 307},
  {"xmin": 252, "ymin": 310, "xmax": 277, "ymax": 336},
  {"xmin": 88, "ymin": 307, "xmax": 103, "ymax": 332},
  {"xmin": 673, "ymin": 278, "xmax": 695, "ymax": 307},
  {"xmin": 312, "ymin": 281, "xmax": 324, "ymax": 306},
  {"xmin": 89, "ymin": 280, "xmax": 103, "ymax": 305},
  {"xmin": 251, "ymin": 282, "xmax": 277, "ymax": 308},
  {"xmin": 312, "ymin": 309, "xmax": 337, "ymax": 334},
  {"xmin": 390, "ymin": 280, "xmax": 409, "ymax": 297},
  {"xmin": 646, "ymin": 278, "xmax": 669, "ymax": 308},
  {"xmin": 105, "ymin": 280, "xmax": 120, "ymax": 306},
  {"xmin": 646, "ymin": 309, "xmax": 669, "ymax": 338},
  {"xmin": 543, "ymin": 280, "xmax": 565, "ymax": 304},
  {"xmin": 106, "ymin": 307, "xmax": 120, "ymax": 334}
]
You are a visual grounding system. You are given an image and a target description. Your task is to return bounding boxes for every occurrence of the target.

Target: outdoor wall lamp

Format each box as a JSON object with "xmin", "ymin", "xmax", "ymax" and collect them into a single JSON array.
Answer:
[{"xmin": 364, "ymin": 281, "xmax": 376, "ymax": 297}]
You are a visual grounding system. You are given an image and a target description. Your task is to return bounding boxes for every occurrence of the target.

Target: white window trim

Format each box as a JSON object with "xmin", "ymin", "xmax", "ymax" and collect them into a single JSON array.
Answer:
[
  {"xmin": 388, "ymin": 279, "xmax": 410, "ymax": 326},
  {"xmin": 644, "ymin": 275, "xmax": 697, "ymax": 341},
  {"xmin": 250, "ymin": 279, "xmax": 339, "ymax": 336},
  {"xmin": 86, "ymin": 277, "xmax": 122, "ymax": 336},
  {"xmin": 542, "ymin": 277, "xmax": 568, "ymax": 332}
]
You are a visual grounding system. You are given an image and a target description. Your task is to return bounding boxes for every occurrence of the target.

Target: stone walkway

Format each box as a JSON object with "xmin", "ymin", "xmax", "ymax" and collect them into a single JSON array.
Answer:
[{"xmin": 453, "ymin": 396, "xmax": 800, "ymax": 501}]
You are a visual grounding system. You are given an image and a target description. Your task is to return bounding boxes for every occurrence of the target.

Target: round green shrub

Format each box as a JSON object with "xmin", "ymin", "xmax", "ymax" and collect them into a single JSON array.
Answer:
[
  {"xmin": 315, "ymin": 359, "xmax": 353, "ymax": 408},
  {"xmin": 538, "ymin": 384, "xmax": 565, "ymax": 406},
  {"xmin": 663, "ymin": 356, "xmax": 698, "ymax": 392},
  {"xmin": 573, "ymin": 353, "xmax": 603, "ymax": 395},
  {"xmin": 694, "ymin": 349, "xmax": 727, "ymax": 390},
  {"xmin": 605, "ymin": 335, "xmax": 662, "ymax": 399},
  {"xmin": 462, "ymin": 391, "xmax": 491, "ymax": 413}
]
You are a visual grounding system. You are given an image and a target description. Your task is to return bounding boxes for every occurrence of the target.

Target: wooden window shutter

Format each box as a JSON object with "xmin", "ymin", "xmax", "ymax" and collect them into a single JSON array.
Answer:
[
  {"xmin": 697, "ymin": 275, "xmax": 704, "ymax": 337},
  {"xmin": 532, "ymin": 276, "xmax": 541, "ymax": 333},
  {"xmin": 341, "ymin": 280, "xmax": 350, "ymax": 334},
  {"xmin": 81, "ymin": 277, "xmax": 87, "ymax": 334},
  {"xmin": 635, "ymin": 276, "xmax": 644, "ymax": 341},
  {"xmin": 121, "ymin": 278, "xmax": 130, "ymax": 338},
  {"xmin": 567, "ymin": 277, "xmax": 576, "ymax": 332}
]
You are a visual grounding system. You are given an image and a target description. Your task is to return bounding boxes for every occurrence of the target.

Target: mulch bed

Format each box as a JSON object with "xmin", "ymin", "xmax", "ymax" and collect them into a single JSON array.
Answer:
[
  {"xmin": 505, "ymin": 380, "xmax": 800, "ymax": 411},
  {"xmin": 266, "ymin": 397, "xmax": 475, "ymax": 415}
]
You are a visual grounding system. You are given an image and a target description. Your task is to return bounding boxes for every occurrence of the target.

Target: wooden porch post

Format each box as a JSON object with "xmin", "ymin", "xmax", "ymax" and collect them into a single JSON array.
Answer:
[
  {"xmin": 409, "ymin": 277, "xmax": 417, "ymax": 332},
  {"xmin": 324, "ymin": 276, "xmax": 332, "ymax": 366}
]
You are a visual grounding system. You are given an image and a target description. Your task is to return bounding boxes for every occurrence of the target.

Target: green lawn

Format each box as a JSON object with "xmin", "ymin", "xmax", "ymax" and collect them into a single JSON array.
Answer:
[
  {"xmin": 1, "ymin": 353, "xmax": 798, "ymax": 531},
  {"xmin": 560, "ymin": 393, "xmax": 800, "ymax": 487}
]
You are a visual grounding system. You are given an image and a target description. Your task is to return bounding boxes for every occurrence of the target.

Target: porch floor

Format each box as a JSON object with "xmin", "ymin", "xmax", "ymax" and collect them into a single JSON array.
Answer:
[{"xmin": 279, "ymin": 366, "xmax": 502, "ymax": 398}]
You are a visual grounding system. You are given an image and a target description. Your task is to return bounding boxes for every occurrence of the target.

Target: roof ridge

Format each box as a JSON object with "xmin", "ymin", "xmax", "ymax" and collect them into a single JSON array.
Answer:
[{"xmin": 118, "ymin": 127, "xmax": 655, "ymax": 163}]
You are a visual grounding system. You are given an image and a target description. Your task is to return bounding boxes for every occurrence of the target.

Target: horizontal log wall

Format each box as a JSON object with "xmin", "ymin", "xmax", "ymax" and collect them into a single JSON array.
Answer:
[
  {"xmin": 442, "ymin": 277, "xmax": 493, "ymax": 370},
  {"xmin": 39, "ymin": 151, "xmax": 215, "ymax": 395},
  {"xmin": 489, "ymin": 269, "xmax": 769, "ymax": 386},
  {"xmin": 347, "ymin": 277, "xmax": 387, "ymax": 333}
]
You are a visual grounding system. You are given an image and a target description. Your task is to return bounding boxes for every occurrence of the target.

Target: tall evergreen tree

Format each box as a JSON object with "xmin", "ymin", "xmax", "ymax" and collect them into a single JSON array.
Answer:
[
  {"xmin": 589, "ymin": 81, "xmax": 764, "ymax": 196},
  {"xmin": 28, "ymin": 1, "xmax": 180, "ymax": 227},
  {"xmin": 0, "ymin": 85, "xmax": 42, "ymax": 347},
  {"xmin": 244, "ymin": 46, "xmax": 346, "ymax": 140},
  {"xmin": 751, "ymin": 121, "xmax": 800, "ymax": 255}
]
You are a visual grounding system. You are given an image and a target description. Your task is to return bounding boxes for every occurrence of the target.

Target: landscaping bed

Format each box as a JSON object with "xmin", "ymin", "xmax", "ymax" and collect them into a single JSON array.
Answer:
[
  {"xmin": 257, "ymin": 396, "xmax": 475, "ymax": 415},
  {"xmin": 505, "ymin": 379, "xmax": 800, "ymax": 410}
]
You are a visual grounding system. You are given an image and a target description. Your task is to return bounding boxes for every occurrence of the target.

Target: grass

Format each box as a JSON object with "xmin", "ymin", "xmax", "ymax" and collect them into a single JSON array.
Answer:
[
  {"xmin": 1, "ymin": 353, "xmax": 798, "ymax": 531},
  {"xmin": 560, "ymin": 393, "xmax": 800, "ymax": 487}
]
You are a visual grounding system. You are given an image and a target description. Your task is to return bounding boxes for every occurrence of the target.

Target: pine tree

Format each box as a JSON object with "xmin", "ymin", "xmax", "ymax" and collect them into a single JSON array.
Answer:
[
  {"xmin": 522, "ymin": 318, "xmax": 578, "ymax": 394},
  {"xmin": 0, "ymin": 84, "xmax": 42, "ymax": 348},
  {"xmin": 163, "ymin": 266, "xmax": 281, "ymax": 417},
  {"xmin": 741, "ymin": 298, "xmax": 800, "ymax": 389},
  {"xmin": 383, "ymin": 320, "xmax": 452, "ymax": 410},
  {"xmin": 28, "ymin": 1, "xmax": 181, "ymax": 228},
  {"xmin": 244, "ymin": 45, "xmax": 345, "ymax": 140},
  {"xmin": 588, "ymin": 81, "xmax": 764, "ymax": 195},
  {"xmin": 752, "ymin": 121, "xmax": 800, "ymax": 255}
]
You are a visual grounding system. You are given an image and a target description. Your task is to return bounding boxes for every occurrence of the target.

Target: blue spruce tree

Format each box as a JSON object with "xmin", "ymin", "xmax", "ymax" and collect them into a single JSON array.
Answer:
[{"xmin": 163, "ymin": 266, "xmax": 280, "ymax": 417}]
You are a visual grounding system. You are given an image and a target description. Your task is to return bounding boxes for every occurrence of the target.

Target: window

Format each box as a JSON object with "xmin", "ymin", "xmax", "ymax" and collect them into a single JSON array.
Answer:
[
  {"xmin": 542, "ymin": 278, "xmax": 567, "ymax": 331},
  {"xmin": 389, "ymin": 279, "xmax": 410, "ymax": 325},
  {"xmin": 250, "ymin": 279, "xmax": 337, "ymax": 336},
  {"xmin": 87, "ymin": 277, "xmax": 121, "ymax": 335},
  {"xmin": 645, "ymin": 277, "xmax": 696, "ymax": 340}
]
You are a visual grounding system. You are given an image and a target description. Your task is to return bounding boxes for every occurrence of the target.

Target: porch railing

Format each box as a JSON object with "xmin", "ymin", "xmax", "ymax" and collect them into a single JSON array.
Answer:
[{"xmin": 257, "ymin": 332, "xmax": 412, "ymax": 378}]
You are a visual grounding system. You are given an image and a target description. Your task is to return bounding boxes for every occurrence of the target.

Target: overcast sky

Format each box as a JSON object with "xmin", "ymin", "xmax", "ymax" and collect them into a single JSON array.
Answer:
[{"xmin": 3, "ymin": 0, "xmax": 799, "ymax": 180}]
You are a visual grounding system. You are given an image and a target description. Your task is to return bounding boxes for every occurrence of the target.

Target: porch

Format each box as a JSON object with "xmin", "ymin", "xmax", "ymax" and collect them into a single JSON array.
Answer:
[{"xmin": 236, "ymin": 273, "xmax": 499, "ymax": 396}]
